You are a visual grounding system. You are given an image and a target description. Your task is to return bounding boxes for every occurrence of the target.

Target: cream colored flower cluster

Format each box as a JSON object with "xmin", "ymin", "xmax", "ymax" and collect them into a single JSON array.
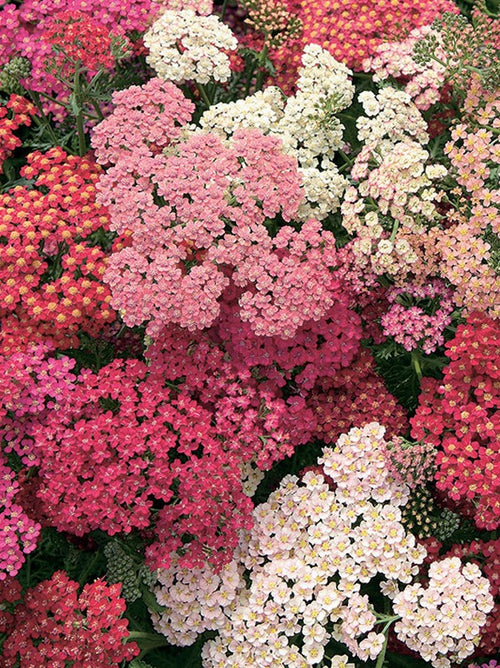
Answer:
[
  {"xmin": 200, "ymin": 87, "xmax": 285, "ymax": 137},
  {"xmin": 356, "ymin": 87, "xmax": 428, "ymax": 144},
  {"xmin": 341, "ymin": 87, "xmax": 447, "ymax": 281},
  {"xmin": 143, "ymin": 10, "xmax": 237, "ymax": 84},
  {"xmin": 199, "ymin": 424, "xmax": 424, "ymax": 666},
  {"xmin": 200, "ymin": 44, "xmax": 354, "ymax": 221}
]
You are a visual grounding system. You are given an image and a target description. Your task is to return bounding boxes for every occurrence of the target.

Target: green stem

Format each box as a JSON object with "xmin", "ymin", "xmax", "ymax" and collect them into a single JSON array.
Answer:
[
  {"xmin": 127, "ymin": 631, "xmax": 170, "ymax": 656},
  {"xmin": 27, "ymin": 90, "xmax": 60, "ymax": 146},
  {"xmin": 374, "ymin": 616, "xmax": 400, "ymax": 668},
  {"xmin": 411, "ymin": 351, "xmax": 423, "ymax": 380},
  {"xmin": 254, "ymin": 44, "xmax": 269, "ymax": 91},
  {"xmin": 389, "ymin": 218, "xmax": 399, "ymax": 243},
  {"xmin": 73, "ymin": 66, "xmax": 87, "ymax": 156},
  {"xmin": 375, "ymin": 614, "xmax": 400, "ymax": 624},
  {"xmin": 77, "ymin": 550, "xmax": 101, "ymax": 584},
  {"xmin": 338, "ymin": 148, "xmax": 354, "ymax": 168},
  {"xmin": 219, "ymin": 0, "xmax": 230, "ymax": 21},
  {"xmin": 25, "ymin": 553, "xmax": 31, "ymax": 589},
  {"xmin": 338, "ymin": 112, "xmax": 359, "ymax": 123},
  {"xmin": 375, "ymin": 628, "xmax": 390, "ymax": 668},
  {"xmin": 31, "ymin": 88, "xmax": 71, "ymax": 110},
  {"xmin": 90, "ymin": 98, "xmax": 104, "ymax": 122},
  {"xmin": 196, "ymin": 82, "xmax": 212, "ymax": 108}
]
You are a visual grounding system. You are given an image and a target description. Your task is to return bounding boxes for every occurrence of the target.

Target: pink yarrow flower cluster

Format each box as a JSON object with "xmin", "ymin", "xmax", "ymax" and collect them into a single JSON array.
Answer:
[
  {"xmin": 380, "ymin": 279, "xmax": 455, "ymax": 354},
  {"xmin": 363, "ymin": 25, "xmax": 447, "ymax": 110},
  {"xmin": 0, "ymin": 454, "xmax": 40, "ymax": 580},
  {"xmin": 93, "ymin": 78, "xmax": 357, "ymax": 341},
  {"xmin": 0, "ymin": 343, "xmax": 77, "ymax": 466}
]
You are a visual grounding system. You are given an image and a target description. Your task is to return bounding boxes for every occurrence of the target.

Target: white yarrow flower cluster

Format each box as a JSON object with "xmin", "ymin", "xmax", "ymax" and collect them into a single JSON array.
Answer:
[
  {"xmin": 144, "ymin": 10, "xmax": 238, "ymax": 84},
  {"xmin": 340, "ymin": 86, "xmax": 448, "ymax": 280},
  {"xmin": 393, "ymin": 557, "xmax": 494, "ymax": 667},
  {"xmin": 357, "ymin": 87, "xmax": 429, "ymax": 145},
  {"xmin": 275, "ymin": 43, "xmax": 355, "ymax": 168},
  {"xmin": 200, "ymin": 87, "xmax": 286, "ymax": 138},
  {"xmin": 151, "ymin": 555, "xmax": 244, "ymax": 646}
]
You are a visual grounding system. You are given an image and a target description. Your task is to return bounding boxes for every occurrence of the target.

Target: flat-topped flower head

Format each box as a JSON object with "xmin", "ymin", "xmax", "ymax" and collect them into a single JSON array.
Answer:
[{"xmin": 144, "ymin": 9, "xmax": 237, "ymax": 84}]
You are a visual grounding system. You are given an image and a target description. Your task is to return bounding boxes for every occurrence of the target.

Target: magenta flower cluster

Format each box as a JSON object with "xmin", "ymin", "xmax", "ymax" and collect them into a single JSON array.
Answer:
[{"xmin": 0, "ymin": 454, "xmax": 40, "ymax": 580}]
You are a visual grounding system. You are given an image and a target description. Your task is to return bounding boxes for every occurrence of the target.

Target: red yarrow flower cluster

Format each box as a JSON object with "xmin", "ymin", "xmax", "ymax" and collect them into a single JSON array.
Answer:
[
  {"xmin": 30, "ymin": 357, "xmax": 257, "ymax": 570},
  {"xmin": 148, "ymin": 325, "xmax": 299, "ymax": 469},
  {"xmin": 308, "ymin": 348, "xmax": 409, "ymax": 444},
  {"xmin": 0, "ymin": 95, "xmax": 36, "ymax": 174},
  {"xmin": 43, "ymin": 10, "xmax": 130, "ymax": 77},
  {"xmin": 0, "ymin": 147, "xmax": 116, "ymax": 351},
  {"xmin": 411, "ymin": 311, "xmax": 500, "ymax": 529},
  {"xmin": 0, "ymin": 570, "xmax": 139, "ymax": 667}
]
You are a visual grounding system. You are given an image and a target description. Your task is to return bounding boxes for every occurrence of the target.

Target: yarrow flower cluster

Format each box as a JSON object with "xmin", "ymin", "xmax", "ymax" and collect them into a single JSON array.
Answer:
[
  {"xmin": 0, "ymin": 454, "xmax": 40, "ymax": 580},
  {"xmin": 0, "ymin": 147, "xmax": 117, "ymax": 351},
  {"xmin": 363, "ymin": 25, "xmax": 447, "ymax": 110},
  {"xmin": 411, "ymin": 311, "xmax": 500, "ymax": 529},
  {"xmin": 200, "ymin": 44, "xmax": 353, "ymax": 221},
  {"xmin": 308, "ymin": 349, "xmax": 409, "ymax": 444},
  {"xmin": 151, "ymin": 554, "xmax": 244, "ymax": 645},
  {"xmin": 444, "ymin": 537, "xmax": 500, "ymax": 658},
  {"xmin": 94, "ymin": 78, "xmax": 355, "ymax": 340},
  {"xmin": 0, "ymin": 3, "xmax": 138, "ymax": 118},
  {"xmin": 26, "ymin": 357, "xmax": 259, "ymax": 570},
  {"xmin": 143, "ymin": 9, "xmax": 238, "ymax": 84},
  {"xmin": 42, "ymin": 10, "xmax": 131, "ymax": 77},
  {"xmin": 0, "ymin": 342, "xmax": 76, "ymax": 465},
  {"xmin": 0, "ymin": 94, "xmax": 36, "ymax": 173},
  {"xmin": 0, "ymin": 2, "xmax": 137, "ymax": 121},
  {"xmin": 150, "ymin": 423, "xmax": 493, "ymax": 667},
  {"xmin": 0, "ymin": 570, "xmax": 139, "ymax": 666},
  {"xmin": 241, "ymin": 0, "xmax": 302, "ymax": 48},
  {"xmin": 341, "ymin": 86, "xmax": 448, "ymax": 281},
  {"xmin": 380, "ymin": 279, "xmax": 455, "ymax": 354},
  {"xmin": 393, "ymin": 557, "xmax": 494, "ymax": 667}
]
